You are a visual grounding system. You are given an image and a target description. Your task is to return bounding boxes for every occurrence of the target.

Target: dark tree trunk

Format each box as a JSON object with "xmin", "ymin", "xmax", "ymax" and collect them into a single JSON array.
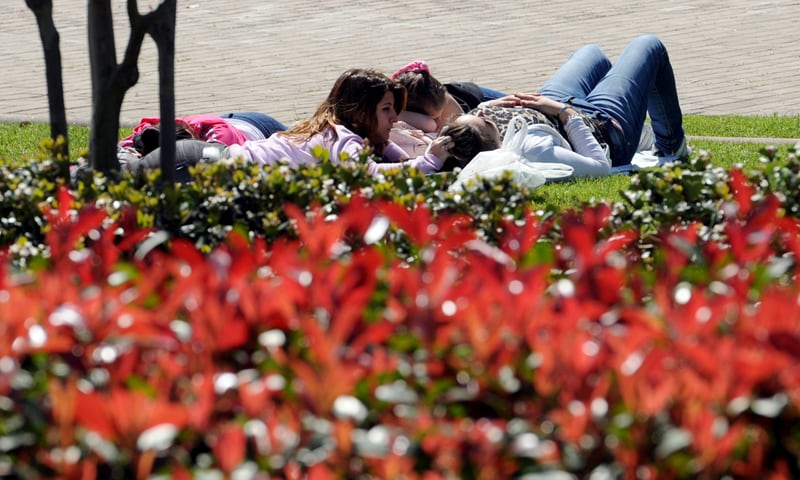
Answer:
[
  {"xmin": 25, "ymin": 0, "xmax": 70, "ymax": 169},
  {"xmin": 143, "ymin": 0, "xmax": 177, "ymax": 185},
  {"xmin": 87, "ymin": 0, "xmax": 124, "ymax": 174}
]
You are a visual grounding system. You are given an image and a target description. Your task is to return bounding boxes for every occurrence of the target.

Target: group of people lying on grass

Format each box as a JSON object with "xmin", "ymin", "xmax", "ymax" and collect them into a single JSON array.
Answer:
[{"xmin": 117, "ymin": 35, "xmax": 691, "ymax": 184}]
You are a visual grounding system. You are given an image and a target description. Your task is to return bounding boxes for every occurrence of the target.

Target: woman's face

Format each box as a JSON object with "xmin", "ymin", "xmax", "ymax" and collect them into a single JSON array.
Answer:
[
  {"xmin": 371, "ymin": 91, "xmax": 399, "ymax": 145},
  {"xmin": 426, "ymin": 106, "xmax": 444, "ymax": 126},
  {"xmin": 455, "ymin": 112, "xmax": 502, "ymax": 147}
]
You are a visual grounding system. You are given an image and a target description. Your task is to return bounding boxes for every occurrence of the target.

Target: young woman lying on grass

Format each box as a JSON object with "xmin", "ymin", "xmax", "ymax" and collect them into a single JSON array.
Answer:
[{"xmin": 129, "ymin": 69, "xmax": 456, "ymax": 182}]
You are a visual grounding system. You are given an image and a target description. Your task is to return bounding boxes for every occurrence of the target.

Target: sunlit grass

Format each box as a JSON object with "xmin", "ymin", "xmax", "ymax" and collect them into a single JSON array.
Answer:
[
  {"xmin": 1, "ymin": 115, "xmax": 797, "ymax": 208},
  {"xmin": 683, "ymin": 114, "xmax": 800, "ymax": 139},
  {"xmin": 0, "ymin": 122, "xmax": 130, "ymax": 167}
]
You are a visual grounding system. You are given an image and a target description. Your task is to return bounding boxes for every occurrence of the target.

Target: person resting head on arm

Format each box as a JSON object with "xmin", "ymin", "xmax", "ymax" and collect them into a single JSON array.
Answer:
[
  {"xmin": 389, "ymin": 60, "xmax": 468, "ymax": 157},
  {"xmin": 390, "ymin": 61, "xmax": 446, "ymax": 157}
]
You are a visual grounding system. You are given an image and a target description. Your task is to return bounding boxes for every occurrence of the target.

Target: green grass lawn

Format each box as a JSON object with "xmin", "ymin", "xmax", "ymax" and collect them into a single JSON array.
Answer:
[
  {"xmin": 683, "ymin": 114, "xmax": 800, "ymax": 139},
  {"xmin": 1, "ymin": 115, "xmax": 797, "ymax": 209},
  {"xmin": 529, "ymin": 114, "xmax": 798, "ymax": 208},
  {"xmin": 0, "ymin": 122, "xmax": 95, "ymax": 167}
]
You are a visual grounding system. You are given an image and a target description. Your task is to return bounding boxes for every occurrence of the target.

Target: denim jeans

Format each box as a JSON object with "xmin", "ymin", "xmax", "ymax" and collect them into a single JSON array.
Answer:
[
  {"xmin": 538, "ymin": 35, "xmax": 685, "ymax": 166},
  {"xmin": 218, "ymin": 112, "xmax": 287, "ymax": 138},
  {"xmin": 478, "ymin": 86, "xmax": 508, "ymax": 102}
]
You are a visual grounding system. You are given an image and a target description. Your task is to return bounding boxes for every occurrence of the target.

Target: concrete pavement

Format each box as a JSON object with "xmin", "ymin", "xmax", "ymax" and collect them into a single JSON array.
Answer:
[{"xmin": 2, "ymin": 1, "xmax": 799, "ymax": 128}]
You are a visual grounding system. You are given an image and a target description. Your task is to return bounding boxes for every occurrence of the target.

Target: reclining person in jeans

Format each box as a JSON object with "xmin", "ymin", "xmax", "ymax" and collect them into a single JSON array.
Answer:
[{"xmin": 442, "ymin": 35, "xmax": 690, "ymax": 180}]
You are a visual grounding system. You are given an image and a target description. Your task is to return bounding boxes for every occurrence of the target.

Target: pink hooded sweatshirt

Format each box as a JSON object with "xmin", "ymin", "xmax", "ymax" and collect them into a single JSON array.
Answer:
[
  {"xmin": 119, "ymin": 114, "xmax": 248, "ymax": 149},
  {"xmin": 226, "ymin": 124, "xmax": 443, "ymax": 175}
]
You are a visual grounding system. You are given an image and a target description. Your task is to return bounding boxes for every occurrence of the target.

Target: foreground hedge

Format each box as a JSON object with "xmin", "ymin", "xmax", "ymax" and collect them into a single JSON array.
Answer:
[
  {"xmin": 1, "ymin": 144, "xmax": 798, "ymax": 266},
  {"xmin": 2, "ymin": 156, "xmax": 800, "ymax": 478}
]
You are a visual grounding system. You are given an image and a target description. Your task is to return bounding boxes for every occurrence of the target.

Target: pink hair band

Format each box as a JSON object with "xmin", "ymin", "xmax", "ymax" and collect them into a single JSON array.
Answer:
[{"xmin": 391, "ymin": 61, "xmax": 430, "ymax": 80}]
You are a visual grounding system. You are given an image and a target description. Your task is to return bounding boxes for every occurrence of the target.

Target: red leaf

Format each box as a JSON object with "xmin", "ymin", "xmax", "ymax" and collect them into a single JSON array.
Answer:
[
  {"xmin": 74, "ymin": 389, "xmax": 188, "ymax": 447},
  {"xmin": 729, "ymin": 168, "xmax": 753, "ymax": 216},
  {"xmin": 379, "ymin": 201, "xmax": 427, "ymax": 243},
  {"xmin": 73, "ymin": 391, "xmax": 116, "ymax": 440},
  {"xmin": 307, "ymin": 463, "xmax": 336, "ymax": 480},
  {"xmin": 499, "ymin": 208, "xmax": 545, "ymax": 260},
  {"xmin": 211, "ymin": 423, "xmax": 247, "ymax": 473}
]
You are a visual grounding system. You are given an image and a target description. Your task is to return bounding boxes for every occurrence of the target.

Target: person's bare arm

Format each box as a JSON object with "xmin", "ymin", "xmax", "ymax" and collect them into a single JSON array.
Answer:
[
  {"xmin": 398, "ymin": 111, "xmax": 437, "ymax": 132},
  {"xmin": 436, "ymin": 93, "xmax": 465, "ymax": 132}
]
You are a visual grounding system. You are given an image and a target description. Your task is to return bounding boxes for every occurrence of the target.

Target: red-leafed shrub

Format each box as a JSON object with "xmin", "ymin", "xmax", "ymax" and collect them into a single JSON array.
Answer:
[{"xmin": 1, "ymin": 164, "xmax": 800, "ymax": 479}]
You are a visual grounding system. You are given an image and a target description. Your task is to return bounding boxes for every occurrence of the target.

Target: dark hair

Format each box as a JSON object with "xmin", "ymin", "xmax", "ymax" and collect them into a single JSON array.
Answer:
[
  {"xmin": 394, "ymin": 70, "xmax": 447, "ymax": 116},
  {"xmin": 438, "ymin": 121, "xmax": 500, "ymax": 171},
  {"xmin": 281, "ymin": 68, "xmax": 407, "ymax": 152},
  {"xmin": 132, "ymin": 120, "xmax": 197, "ymax": 156}
]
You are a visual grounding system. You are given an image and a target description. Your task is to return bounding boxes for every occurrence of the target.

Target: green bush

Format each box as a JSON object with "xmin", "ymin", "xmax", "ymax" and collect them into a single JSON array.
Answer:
[
  {"xmin": 2, "ymin": 137, "xmax": 800, "ymax": 478},
  {"xmin": 2, "ymin": 176, "xmax": 799, "ymax": 478},
  {"xmin": 614, "ymin": 145, "xmax": 800, "ymax": 238},
  {"xmin": 1, "ymin": 141, "xmax": 798, "ymax": 272},
  {"xmin": 2, "ymin": 148, "xmax": 549, "ymax": 266}
]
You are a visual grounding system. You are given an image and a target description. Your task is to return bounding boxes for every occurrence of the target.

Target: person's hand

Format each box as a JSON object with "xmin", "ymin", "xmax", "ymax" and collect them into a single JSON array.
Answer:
[
  {"xmin": 485, "ymin": 94, "xmax": 523, "ymax": 108},
  {"xmin": 513, "ymin": 92, "xmax": 564, "ymax": 115},
  {"xmin": 427, "ymin": 134, "xmax": 452, "ymax": 160}
]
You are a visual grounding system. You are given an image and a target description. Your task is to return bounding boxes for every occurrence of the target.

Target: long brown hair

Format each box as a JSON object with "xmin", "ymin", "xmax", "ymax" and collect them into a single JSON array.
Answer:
[{"xmin": 280, "ymin": 69, "xmax": 406, "ymax": 152}]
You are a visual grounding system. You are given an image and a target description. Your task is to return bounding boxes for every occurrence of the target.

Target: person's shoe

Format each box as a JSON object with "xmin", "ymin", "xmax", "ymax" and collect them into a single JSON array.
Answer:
[
  {"xmin": 637, "ymin": 122, "xmax": 655, "ymax": 151},
  {"xmin": 638, "ymin": 137, "xmax": 691, "ymax": 163},
  {"xmin": 630, "ymin": 137, "xmax": 691, "ymax": 169}
]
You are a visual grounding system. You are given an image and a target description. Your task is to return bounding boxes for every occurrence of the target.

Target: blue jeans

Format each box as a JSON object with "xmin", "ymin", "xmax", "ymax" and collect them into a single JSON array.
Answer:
[
  {"xmin": 538, "ymin": 35, "xmax": 685, "ymax": 166},
  {"xmin": 218, "ymin": 112, "xmax": 287, "ymax": 138},
  {"xmin": 478, "ymin": 86, "xmax": 508, "ymax": 102}
]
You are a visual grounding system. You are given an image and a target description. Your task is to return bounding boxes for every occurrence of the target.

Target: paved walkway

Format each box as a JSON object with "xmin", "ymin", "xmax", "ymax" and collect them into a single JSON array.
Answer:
[{"xmin": 2, "ymin": 0, "xmax": 799, "ymax": 129}]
